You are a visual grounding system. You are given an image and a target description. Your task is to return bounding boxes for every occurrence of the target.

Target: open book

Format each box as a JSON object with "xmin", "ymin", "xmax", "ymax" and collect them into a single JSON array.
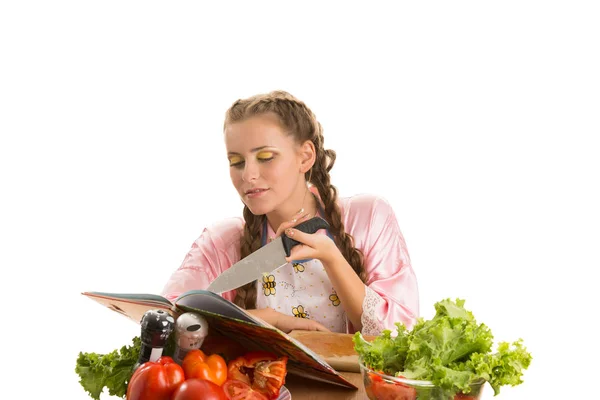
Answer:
[{"xmin": 83, "ymin": 290, "xmax": 357, "ymax": 389}]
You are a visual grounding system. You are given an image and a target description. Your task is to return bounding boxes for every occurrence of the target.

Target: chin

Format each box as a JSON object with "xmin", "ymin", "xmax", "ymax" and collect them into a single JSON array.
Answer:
[{"xmin": 242, "ymin": 200, "xmax": 272, "ymax": 216}]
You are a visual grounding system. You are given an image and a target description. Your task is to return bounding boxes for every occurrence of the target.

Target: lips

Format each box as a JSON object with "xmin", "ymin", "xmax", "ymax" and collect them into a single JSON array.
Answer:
[{"xmin": 245, "ymin": 188, "xmax": 269, "ymax": 195}]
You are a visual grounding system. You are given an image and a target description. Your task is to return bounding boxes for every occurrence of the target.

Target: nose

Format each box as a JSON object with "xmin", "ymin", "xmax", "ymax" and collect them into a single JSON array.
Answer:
[{"xmin": 242, "ymin": 160, "xmax": 259, "ymax": 182}]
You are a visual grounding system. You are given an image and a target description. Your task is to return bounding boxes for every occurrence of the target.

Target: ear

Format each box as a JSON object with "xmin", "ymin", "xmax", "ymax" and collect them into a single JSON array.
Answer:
[{"xmin": 297, "ymin": 140, "xmax": 316, "ymax": 174}]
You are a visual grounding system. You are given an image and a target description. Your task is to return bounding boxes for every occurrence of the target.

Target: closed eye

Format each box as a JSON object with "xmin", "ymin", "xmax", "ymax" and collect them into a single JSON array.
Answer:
[
  {"xmin": 257, "ymin": 151, "xmax": 275, "ymax": 162},
  {"xmin": 229, "ymin": 156, "xmax": 275, "ymax": 168},
  {"xmin": 228, "ymin": 155, "xmax": 243, "ymax": 168},
  {"xmin": 228, "ymin": 151, "xmax": 276, "ymax": 168}
]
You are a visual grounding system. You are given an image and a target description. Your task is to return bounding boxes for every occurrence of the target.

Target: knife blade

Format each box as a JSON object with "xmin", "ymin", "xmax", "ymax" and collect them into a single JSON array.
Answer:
[{"xmin": 206, "ymin": 216, "xmax": 330, "ymax": 294}]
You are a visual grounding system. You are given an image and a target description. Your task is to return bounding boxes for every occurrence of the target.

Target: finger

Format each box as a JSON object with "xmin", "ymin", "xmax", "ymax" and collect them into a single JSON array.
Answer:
[
  {"xmin": 274, "ymin": 213, "xmax": 310, "ymax": 237},
  {"xmin": 285, "ymin": 244, "xmax": 313, "ymax": 263},
  {"xmin": 300, "ymin": 319, "xmax": 330, "ymax": 332},
  {"xmin": 313, "ymin": 321, "xmax": 331, "ymax": 332},
  {"xmin": 283, "ymin": 227, "xmax": 315, "ymax": 246},
  {"xmin": 290, "ymin": 211, "xmax": 310, "ymax": 225},
  {"xmin": 274, "ymin": 220, "xmax": 297, "ymax": 238}
]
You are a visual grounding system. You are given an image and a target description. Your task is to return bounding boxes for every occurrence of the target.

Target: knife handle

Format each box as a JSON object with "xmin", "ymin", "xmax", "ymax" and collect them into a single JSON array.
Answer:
[{"xmin": 281, "ymin": 216, "xmax": 330, "ymax": 257}]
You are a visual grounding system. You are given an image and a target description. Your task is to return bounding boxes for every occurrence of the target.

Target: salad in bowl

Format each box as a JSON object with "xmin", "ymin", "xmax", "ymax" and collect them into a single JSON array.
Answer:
[{"xmin": 353, "ymin": 298, "xmax": 532, "ymax": 399}]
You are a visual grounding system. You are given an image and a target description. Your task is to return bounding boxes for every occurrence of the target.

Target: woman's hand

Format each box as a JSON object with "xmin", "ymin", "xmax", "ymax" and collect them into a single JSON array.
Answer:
[
  {"xmin": 273, "ymin": 312, "xmax": 330, "ymax": 333},
  {"xmin": 272, "ymin": 210, "xmax": 340, "ymax": 266},
  {"xmin": 247, "ymin": 307, "xmax": 330, "ymax": 333},
  {"xmin": 273, "ymin": 210, "xmax": 311, "ymax": 239},
  {"xmin": 283, "ymin": 227, "xmax": 342, "ymax": 266}
]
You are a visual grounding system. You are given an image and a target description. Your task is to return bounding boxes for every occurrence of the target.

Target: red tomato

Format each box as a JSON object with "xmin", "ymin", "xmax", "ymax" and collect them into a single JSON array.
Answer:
[
  {"xmin": 171, "ymin": 378, "xmax": 227, "ymax": 400},
  {"xmin": 222, "ymin": 379, "xmax": 268, "ymax": 400},
  {"xmin": 182, "ymin": 349, "xmax": 228, "ymax": 386},
  {"xmin": 367, "ymin": 373, "xmax": 417, "ymax": 400},
  {"xmin": 126, "ymin": 356, "xmax": 185, "ymax": 400}
]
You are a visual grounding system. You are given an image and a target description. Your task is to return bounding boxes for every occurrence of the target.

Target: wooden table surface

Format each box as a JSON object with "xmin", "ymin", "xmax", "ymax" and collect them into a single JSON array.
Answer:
[{"xmin": 285, "ymin": 371, "xmax": 367, "ymax": 399}]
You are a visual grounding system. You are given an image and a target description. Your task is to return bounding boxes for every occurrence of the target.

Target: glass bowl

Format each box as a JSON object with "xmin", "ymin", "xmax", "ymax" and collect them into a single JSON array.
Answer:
[{"xmin": 359, "ymin": 360, "xmax": 486, "ymax": 400}]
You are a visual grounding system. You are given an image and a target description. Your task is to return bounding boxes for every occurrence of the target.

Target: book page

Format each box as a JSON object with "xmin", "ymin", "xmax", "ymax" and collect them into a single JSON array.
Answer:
[
  {"xmin": 175, "ymin": 290, "xmax": 263, "ymax": 325},
  {"xmin": 84, "ymin": 291, "xmax": 173, "ymax": 305},
  {"xmin": 82, "ymin": 291, "xmax": 177, "ymax": 324}
]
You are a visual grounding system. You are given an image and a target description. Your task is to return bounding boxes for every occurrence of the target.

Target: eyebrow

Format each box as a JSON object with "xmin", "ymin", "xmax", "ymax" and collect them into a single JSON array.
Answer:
[{"xmin": 227, "ymin": 146, "xmax": 274, "ymax": 156}]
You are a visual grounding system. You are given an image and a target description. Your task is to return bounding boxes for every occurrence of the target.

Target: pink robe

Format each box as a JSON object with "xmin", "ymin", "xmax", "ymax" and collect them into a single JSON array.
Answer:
[{"xmin": 161, "ymin": 192, "xmax": 419, "ymax": 334}]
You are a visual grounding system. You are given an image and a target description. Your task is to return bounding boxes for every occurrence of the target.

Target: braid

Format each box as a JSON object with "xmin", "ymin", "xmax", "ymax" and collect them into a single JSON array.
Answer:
[
  {"xmin": 310, "ymin": 128, "xmax": 367, "ymax": 283},
  {"xmin": 233, "ymin": 206, "xmax": 264, "ymax": 309},
  {"xmin": 225, "ymin": 90, "xmax": 368, "ymax": 311}
]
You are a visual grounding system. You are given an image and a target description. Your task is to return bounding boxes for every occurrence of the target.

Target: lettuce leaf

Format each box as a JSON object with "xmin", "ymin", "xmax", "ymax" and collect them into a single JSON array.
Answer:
[
  {"xmin": 75, "ymin": 336, "xmax": 141, "ymax": 400},
  {"xmin": 404, "ymin": 299, "xmax": 494, "ymax": 381},
  {"xmin": 353, "ymin": 323, "xmax": 409, "ymax": 374},
  {"xmin": 451, "ymin": 339, "xmax": 533, "ymax": 395}
]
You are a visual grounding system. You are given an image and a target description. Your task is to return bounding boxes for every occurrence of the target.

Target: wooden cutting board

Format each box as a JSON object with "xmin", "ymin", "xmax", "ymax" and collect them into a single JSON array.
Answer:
[{"xmin": 288, "ymin": 330, "xmax": 376, "ymax": 373}]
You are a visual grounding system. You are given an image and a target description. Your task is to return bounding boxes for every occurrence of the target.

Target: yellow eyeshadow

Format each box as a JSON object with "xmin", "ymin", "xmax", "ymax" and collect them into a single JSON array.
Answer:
[
  {"xmin": 229, "ymin": 155, "xmax": 243, "ymax": 164},
  {"xmin": 257, "ymin": 151, "xmax": 274, "ymax": 160}
]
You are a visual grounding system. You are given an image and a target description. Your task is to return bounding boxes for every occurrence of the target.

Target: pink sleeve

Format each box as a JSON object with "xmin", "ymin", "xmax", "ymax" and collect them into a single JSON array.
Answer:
[
  {"xmin": 343, "ymin": 195, "xmax": 420, "ymax": 333},
  {"xmin": 160, "ymin": 217, "xmax": 244, "ymax": 304}
]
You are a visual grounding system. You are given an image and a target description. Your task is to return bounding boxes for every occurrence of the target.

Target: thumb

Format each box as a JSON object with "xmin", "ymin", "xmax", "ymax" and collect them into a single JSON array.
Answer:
[{"xmin": 285, "ymin": 244, "xmax": 311, "ymax": 263}]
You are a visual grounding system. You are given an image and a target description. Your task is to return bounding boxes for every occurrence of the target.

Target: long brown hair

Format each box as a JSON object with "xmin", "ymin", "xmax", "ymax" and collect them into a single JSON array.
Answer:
[{"xmin": 224, "ymin": 90, "xmax": 367, "ymax": 309}]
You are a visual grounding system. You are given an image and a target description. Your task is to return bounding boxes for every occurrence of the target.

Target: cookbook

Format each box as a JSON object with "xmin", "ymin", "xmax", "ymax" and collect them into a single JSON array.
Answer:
[{"xmin": 83, "ymin": 290, "xmax": 357, "ymax": 389}]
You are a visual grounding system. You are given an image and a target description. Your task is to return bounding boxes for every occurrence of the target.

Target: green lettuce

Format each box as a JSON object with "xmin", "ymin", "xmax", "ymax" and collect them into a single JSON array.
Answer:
[
  {"xmin": 75, "ymin": 332, "xmax": 178, "ymax": 399},
  {"xmin": 354, "ymin": 322, "xmax": 410, "ymax": 374},
  {"xmin": 353, "ymin": 298, "xmax": 532, "ymax": 397},
  {"xmin": 75, "ymin": 336, "xmax": 141, "ymax": 400},
  {"xmin": 451, "ymin": 339, "xmax": 533, "ymax": 395}
]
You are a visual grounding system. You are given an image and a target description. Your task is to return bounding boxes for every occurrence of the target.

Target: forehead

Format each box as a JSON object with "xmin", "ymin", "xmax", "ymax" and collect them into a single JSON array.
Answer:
[{"xmin": 224, "ymin": 114, "xmax": 295, "ymax": 151}]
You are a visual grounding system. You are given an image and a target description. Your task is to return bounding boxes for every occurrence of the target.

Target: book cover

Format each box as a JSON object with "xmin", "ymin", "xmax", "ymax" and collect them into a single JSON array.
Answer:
[{"xmin": 82, "ymin": 290, "xmax": 357, "ymax": 389}]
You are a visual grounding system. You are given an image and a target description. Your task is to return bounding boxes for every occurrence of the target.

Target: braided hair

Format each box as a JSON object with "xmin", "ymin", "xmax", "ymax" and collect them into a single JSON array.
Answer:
[{"xmin": 224, "ymin": 90, "xmax": 366, "ymax": 309}]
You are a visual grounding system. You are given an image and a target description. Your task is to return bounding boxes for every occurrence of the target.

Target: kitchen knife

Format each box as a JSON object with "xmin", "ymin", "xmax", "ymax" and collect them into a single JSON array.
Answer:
[{"xmin": 206, "ymin": 216, "xmax": 330, "ymax": 294}]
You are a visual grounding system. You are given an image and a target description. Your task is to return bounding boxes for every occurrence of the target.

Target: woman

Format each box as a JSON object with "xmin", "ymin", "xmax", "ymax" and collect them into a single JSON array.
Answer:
[{"xmin": 161, "ymin": 90, "xmax": 419, "ymax": 335}]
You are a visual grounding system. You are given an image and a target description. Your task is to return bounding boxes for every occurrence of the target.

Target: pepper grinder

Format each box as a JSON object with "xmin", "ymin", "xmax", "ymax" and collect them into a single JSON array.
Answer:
[
  {"xmin": 134, "ymin": 309, "xmax": 175, "ymax": 371},
  {"xmin": 173, "ymin": 312, "xmax": 209, "ymax": 364}
]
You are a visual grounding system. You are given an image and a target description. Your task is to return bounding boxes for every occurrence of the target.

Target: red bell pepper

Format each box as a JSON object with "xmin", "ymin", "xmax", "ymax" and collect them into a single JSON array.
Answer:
[
  {"xmin": 126, "ymin": 356, "xmax": 185, "ymax": 400},
  {"xmin": 227, "ymin": 351, "xmax": 288, "ymax": 399}
]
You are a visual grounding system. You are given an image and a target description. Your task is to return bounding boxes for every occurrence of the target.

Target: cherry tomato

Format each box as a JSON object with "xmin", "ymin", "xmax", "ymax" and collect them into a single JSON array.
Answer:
[
  {"xmin": 222, "ymin": 379, "xmax": 268, "ymax": 400},
  {"xmin": 171, "ymin": 378, "xmax": 227, "ymax": 400},
  {"xmin": 182, "ymin": 349, "xmax": 228, "ymax": 386},
  {"xmin": 126, "ymin": 356, "xmax": 185, "ymax": 400}
]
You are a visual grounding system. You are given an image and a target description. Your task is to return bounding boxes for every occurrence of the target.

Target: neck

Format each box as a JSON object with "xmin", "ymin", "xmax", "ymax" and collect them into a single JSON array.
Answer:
[{"xmin": 266, "ymin": 186, "xmax": 319, "ymax": 233}]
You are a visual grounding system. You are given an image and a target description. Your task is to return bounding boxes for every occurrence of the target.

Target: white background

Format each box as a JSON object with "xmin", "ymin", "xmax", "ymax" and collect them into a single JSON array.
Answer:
[{"xmin": 1, "ymin": 1, "xmax": 598, "ymax": 399}]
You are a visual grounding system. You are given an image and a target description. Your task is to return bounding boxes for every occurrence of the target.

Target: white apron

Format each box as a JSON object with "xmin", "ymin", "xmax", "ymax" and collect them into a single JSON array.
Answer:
[
  {"xmin": 255, "ymin": 218, "xmax": 348, "ymax": 333},
  {"xmin": 255, "ymin": 258, "xmax": 347, "ymax": 333}
]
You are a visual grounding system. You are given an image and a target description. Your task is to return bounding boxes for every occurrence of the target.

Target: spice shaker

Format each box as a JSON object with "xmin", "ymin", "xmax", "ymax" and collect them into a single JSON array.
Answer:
[
  {"xmin": 173, "ymin": 312, "xmax": 209, "ymax": 364},
  {"xmin": 134, "ymin": 309, "xmax": 175, "ymax": 371}
]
